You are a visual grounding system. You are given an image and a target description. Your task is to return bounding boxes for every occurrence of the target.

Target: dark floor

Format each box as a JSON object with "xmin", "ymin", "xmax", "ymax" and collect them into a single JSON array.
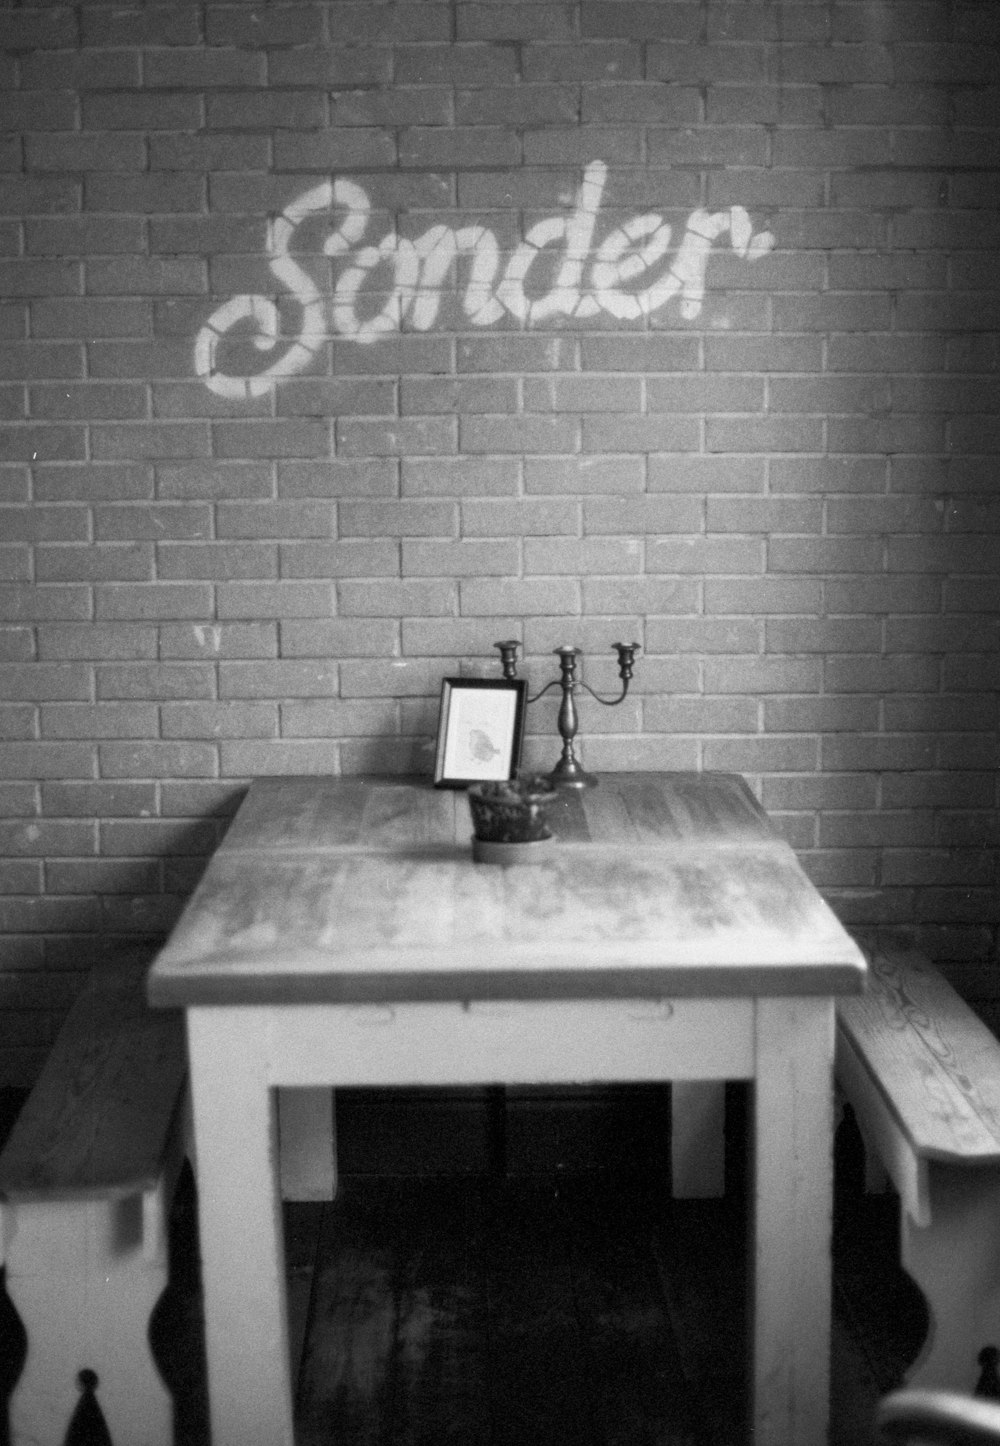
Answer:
[{"xmin": 0, "ymin": 1088, "xmax": 930, "ymax": 1446}]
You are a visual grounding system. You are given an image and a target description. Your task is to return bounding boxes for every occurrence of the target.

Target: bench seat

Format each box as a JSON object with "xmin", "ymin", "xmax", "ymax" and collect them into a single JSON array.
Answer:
[
  {"xmin": 836, "ymin": 942, "xmax": 1000, "ymax": 1394},
  {"xmin": 0, "ymin": 959, "xmax": 188, "ymax": 1446}
]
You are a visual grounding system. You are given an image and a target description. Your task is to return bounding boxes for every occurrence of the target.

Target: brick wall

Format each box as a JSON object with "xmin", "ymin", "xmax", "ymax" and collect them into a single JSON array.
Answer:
[{"xmin": 1, "ymin": 0, "xmax": 998, "ymax": 1081}]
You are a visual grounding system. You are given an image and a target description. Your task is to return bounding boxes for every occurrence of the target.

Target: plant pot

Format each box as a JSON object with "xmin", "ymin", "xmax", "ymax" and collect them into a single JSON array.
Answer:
[
  {"xmin": 467, "ymin": 776, "xmax": 558, "ymax": 851},
  {"xmin": 471, "ymin": 834, "xmax": 556, "ymax": 865}
]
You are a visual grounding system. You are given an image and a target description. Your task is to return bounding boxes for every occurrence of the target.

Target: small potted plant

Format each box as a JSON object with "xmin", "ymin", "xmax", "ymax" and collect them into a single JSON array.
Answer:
[{"xmin": 466, "ymin": 775, "xmax": 559, "ymax": 863}]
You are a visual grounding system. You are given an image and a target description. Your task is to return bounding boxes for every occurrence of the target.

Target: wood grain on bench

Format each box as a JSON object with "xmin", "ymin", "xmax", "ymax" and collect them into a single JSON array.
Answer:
[{"xmin": 0, "ymin": 960, "xmax": 186, "ymax": 1203}]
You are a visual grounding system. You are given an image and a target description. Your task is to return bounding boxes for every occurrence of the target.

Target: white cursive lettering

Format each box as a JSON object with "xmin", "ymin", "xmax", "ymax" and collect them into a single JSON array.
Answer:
[{"xmin": 194, "ymin": 161, "xmax": 775, "ymax": 399}]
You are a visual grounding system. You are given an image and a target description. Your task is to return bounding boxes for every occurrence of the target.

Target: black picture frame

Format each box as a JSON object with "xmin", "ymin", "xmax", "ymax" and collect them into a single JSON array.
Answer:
[{"xmin": 433, "ymin": 677, "xmax": 527, "ymax": 788}]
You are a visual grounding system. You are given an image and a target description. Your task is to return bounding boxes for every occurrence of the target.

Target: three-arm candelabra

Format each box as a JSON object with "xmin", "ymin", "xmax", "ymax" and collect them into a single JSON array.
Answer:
[{"xmin": 494, "ymin": 640, "xmax": 640, "ymax": 789}]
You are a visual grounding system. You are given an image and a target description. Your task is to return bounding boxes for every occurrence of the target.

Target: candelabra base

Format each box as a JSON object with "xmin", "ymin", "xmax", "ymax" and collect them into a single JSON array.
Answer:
[{"xmin": 547, "ymin": 759, "xmax": 599, "ymax": 789}]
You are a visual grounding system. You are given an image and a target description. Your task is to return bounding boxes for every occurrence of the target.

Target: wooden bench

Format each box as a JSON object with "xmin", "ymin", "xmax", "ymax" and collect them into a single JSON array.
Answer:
[
  {"xmin": 836, "ymin": 940, "xmax": 1000, "ymax": 1395},
  {"xmin": 0, "ymin": 958, "xmax": 189, "ymax": 1446}
]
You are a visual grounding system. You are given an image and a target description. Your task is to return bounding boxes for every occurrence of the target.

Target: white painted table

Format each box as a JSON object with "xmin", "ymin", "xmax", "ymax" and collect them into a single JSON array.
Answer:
[{"xmin": 148, "ymin": 772, "xmax": 866, "ymax": 1446}]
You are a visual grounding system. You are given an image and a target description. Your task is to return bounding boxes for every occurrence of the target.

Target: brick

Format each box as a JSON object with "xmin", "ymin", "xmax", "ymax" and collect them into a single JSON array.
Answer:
[
  {"xmin": 339, "ymin": 581, "xmax": 456, "ymax": 617},
  {"xmin": 394, "ymin": 42, "xmax": 519, "ymax": 86},
  {"xmin": 853, "ymin": 416, "xmax": 948, "ymax": 468},
  {"xmin": 0, "ymin": 585, "xmax": 91, "ymax": 623},
  {"xmin": 282, "ymin": 698, "xmax": 402, "ymax": 741},
  {"xmin": 27, "ymin": 217, "xmax": 146, "ymax": 260},
  {"xmin": 765, "ymin": 618, "xmax": 882, "ymax": 654},
  {"xmin": 457, "ymin": 577, "xmax": 580, "ymax": 616},
  {"xmin": 584, "ymin": 736, "xmax": 699, "ymax": 771},
  {"xmin": 580, "ymin": 575, "xmax": 699, "ymax": 615},
  {"xmin": 222, "ymin": 739, "xmax": 345, "ymax": 775},
  {"xmin": 707, "ymin": 497, "xmax": 821, "ymax": 533},
  {"xmin": 157, "ymin": 462, "xmax": 272, "ymax": 500},
  {"xmin": 280, "ymin": 541, "xmax": 399, "ymax": 578},
  {"xmin": 826, "ymin": 335, "xmax": 947, "ymax": 373},
  {"xmin": 648, "ymin": 456, "xmax": 765, "ymax": 494},
  {"xmin": 36, "ymin": 624, "xmax": 157, "ymax": 661},
  {"xmin": 0, "ymin": 549, "xmax": 29, "ymax": 584},
  {"xmin": 0, "ymin": 506, "xmax": 87, "ymax": 542},
  {"xmin": 825, "ymin": 656, "xmax": 939, "ymax": 694},
  {"xmin": 340, "ymin": 500, "xmax": 457, "ymax": 537},
  {"xmin": 99, "ymin": 742, "xmax": 219, "ymax": 778},
  {"xmin": 36, "ymin": 544, "xmax": 153, "ymax": 584},
  {"xmin": 214, "ymin": 419, "xmax": 330, "ymax": 459},
  {"xmin": 0, "ymin": 743, "xmax": 95, "ymax": 779},
  {"xmin": 458, "ymin": 334, "xmax": 577, "ymax": 374},
  {"xmin": 161, "ymin": 702, "xmax": 278, "ymax": 739},
  {"xmin": 523, "ymin": 375, "xmax": 643, "ymax": 413},
  {"xmin": 703, "ymin": 657, "xmax": 820, "ymax": 694},
  {"xmin": 279, "ymin": 379, "xmax": 397, "ymax": 419},
  {"xmin": 217, "ymin": 501, "xmax": 335, "ymax": 539},
  {"xmin": 456, "ymin": 85, "xmax": 577, "ymax": 127},
  {"xmin": 401, "ymin": 126, "xmax": 521, "ymax": 169},
  {"xmin": 647, "ymin": 536, "xmax": 764, "ymax": 574},
  {"xmin": 0, "ymin": 862, "xmax": 43, "ymax": 894},
  {"xmin": 770, "ymin": 457, "xmax": 887, "ymax": 494},
  {"xmin": 274, "ymin": 128, "xmax": 398, "ymax": 171},
  {"xmin": 404, "ymin": 459, "xmax": 520, "ymax": 500},
  {"xmin": 400, "ymin": 617, "xmax": 525, "ymax": 656},
  {"xmin": 0, "ymin": 821, "xmax": 94, "ymax": 857},
  {"xmin": 645, "ymin": 615, "xmax": 759, "ymax": 652},
  {"xmin": 94, "ymin": 504, "xmax": 211, "ymax": 542},
  {"xmin": 461, "ymin": 416, "xmax": 578, "ymax": 454},
  {"xmin": 524, "ymin": 457, "xmax": 645, "ymax": 495},
  {"xmin": 83, "ymin": 93, "xmax": 203, "ymax": 133},
  {"xmin": 219, "ymin": 661, "xmax": 339, "ymax": 699},
  {"xmin": 160, "ymin": 782, "xmax": 244, "ymax": 818},
  {"xmin": 821, "ymin": 734, "xmax": 937, "ymax": 772},
  {"xmin": 145, "ymin": 48, "xmax": 266, "ymax": 88},
  {"xmin": 157, "ymin": 543, "xmax": 277, "ymax": 581},
  {"xmin": 764, "ymin": 696, "xmax": 880, "ymax": 733},
  {"xmin": 583, "ymin": 415, "xmax": 700, "ymax": 453},
  {"xmin": 401, "ymin": 537, "xmax": 520, "ymax": 575},
  {"xmin": 703, "ymin": 737, "xmax": 820, "ymax": 773},
  {"xmin": 42, "ymin": 782, "xmax": 157, "ymax": 818},
  {"xmin": 97, "ymin": 662, "xmax": 217, "ymax": 699},
  {"xmin": 704, "ymin": 336, "xmax": 823, "ymax": 373},
  {"xmin": 92, "ymin": 424, "xmax": 211, "ymax": 461},
  {"xmin": 584, "ymin": 495, "xmax": 702, "ymax": 535},
  {"xmin": 30, "ymin": 384, "xmax": 148, "ymax": 421},
  {"xmin": 401, "ymin": 376, "xmax": 514, "ymax": 418},
  {"xmin": 824, "ymin": 576, "xmax": 942, "ymax": 615},
  {"xmin": 522, "ymin": 41, "xmax": 642, "ymax": 81},
  {"xmin": 0, "ymin": 703, "xmax": 36, "ymax": 736},
  {"xmin": 26, "ymin": 134, "xmax": 147, "ymax": 174},
  {"xmin": 884, "ymin": 694, "xmax": 997, "ymax": 733},
  {"xmin": 762, "ymin": 774, "xmax": 878, "ymax": 812},
  {"xmin": 581, "ymin": 335, "xmax": 700, "ymax": 373},
  {"xmin": 95, "ymin": 584, "xmax": 214, "ymax": 621},
  {"xmin": 340, "ymin": 657, "xmax": 451, "ymax": 698},
  {"xmin": 208, "ymin": 581, "xmax": 326, "ymax": 623},
  {"xmin": 766, "ymin": 537, "xmax": 883, "ymax": 574},
  {"xmin": 461, "ymin": 499, "xmax": 579, "ymax": 535},
  {"xmin": 40, "ymin": 703, "xmax": 158, "ymax": 739},
  {"xmin": 151, "ymin": 133, "xmax": 270, "ymax": 172},
  {"xmin": 35, "ymin": 464, "xmax": 153, "ymax": 502},
  {"xmin": 47, "ymin": 860, "xmax": 161, "ymax": 895},
  {"xmin": 280, "ymin": 618, "xmax": 399, "ymax": 657},
  {"xmin": 524, "ymin": 537, "xmax": 641, "ymax": 575}
]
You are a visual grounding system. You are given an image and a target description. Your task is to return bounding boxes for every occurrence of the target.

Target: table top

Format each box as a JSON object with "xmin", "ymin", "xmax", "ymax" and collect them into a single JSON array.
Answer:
[{"xmin": 148, "ymin": 772, "xmax": 867, "ymax": 1008}]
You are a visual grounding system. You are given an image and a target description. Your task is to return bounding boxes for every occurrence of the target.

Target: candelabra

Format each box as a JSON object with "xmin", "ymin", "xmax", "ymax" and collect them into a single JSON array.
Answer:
[{"xmin": 494, "ymin": 640, "xmax": 640, "ymax": 789}]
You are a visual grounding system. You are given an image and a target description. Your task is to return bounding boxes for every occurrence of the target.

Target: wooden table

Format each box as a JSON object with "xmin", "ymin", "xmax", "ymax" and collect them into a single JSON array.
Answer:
[{"xmin": 148, "ymin": 772, "xmax": 867, "ymax": 1446}]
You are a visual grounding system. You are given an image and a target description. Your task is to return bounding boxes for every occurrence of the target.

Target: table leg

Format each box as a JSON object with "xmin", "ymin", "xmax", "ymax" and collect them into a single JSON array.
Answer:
[
  {"xmin": 751, "ymin": 997, "xmax": 835, "ymax": 1446},
  {"xmin": 188, "ymin": 1010, "xmax": 295, "ymax": 1446}
]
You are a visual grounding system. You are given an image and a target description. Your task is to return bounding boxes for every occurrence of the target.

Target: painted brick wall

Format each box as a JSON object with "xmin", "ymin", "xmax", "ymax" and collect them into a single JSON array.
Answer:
[{"xmin": 1, "ymin": 0, "xmax": 999, "ymax": 1081}]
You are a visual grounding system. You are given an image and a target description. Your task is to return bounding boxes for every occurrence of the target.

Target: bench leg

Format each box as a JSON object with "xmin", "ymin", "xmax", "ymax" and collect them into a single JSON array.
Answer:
[
  {"xmin": 901, "ymin": 1165, "xmax": 1000, "ymax": 1394},
  {"xmin": 3, "ymin": 1184, "xmax": 173, "ymax": 1446}
]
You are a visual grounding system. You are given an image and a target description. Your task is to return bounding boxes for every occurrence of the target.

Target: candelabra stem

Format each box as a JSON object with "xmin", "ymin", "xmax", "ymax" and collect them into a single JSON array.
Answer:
[{"xmin": 548, "ymin": 647, "xmax": 598, "ymax": 789}]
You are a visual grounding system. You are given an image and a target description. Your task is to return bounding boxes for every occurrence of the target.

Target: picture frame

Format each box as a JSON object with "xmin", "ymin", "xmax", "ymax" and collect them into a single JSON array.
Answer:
[{"xmin": 433, "ymin": 677, "xmax": 527, "ymax": 788}]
